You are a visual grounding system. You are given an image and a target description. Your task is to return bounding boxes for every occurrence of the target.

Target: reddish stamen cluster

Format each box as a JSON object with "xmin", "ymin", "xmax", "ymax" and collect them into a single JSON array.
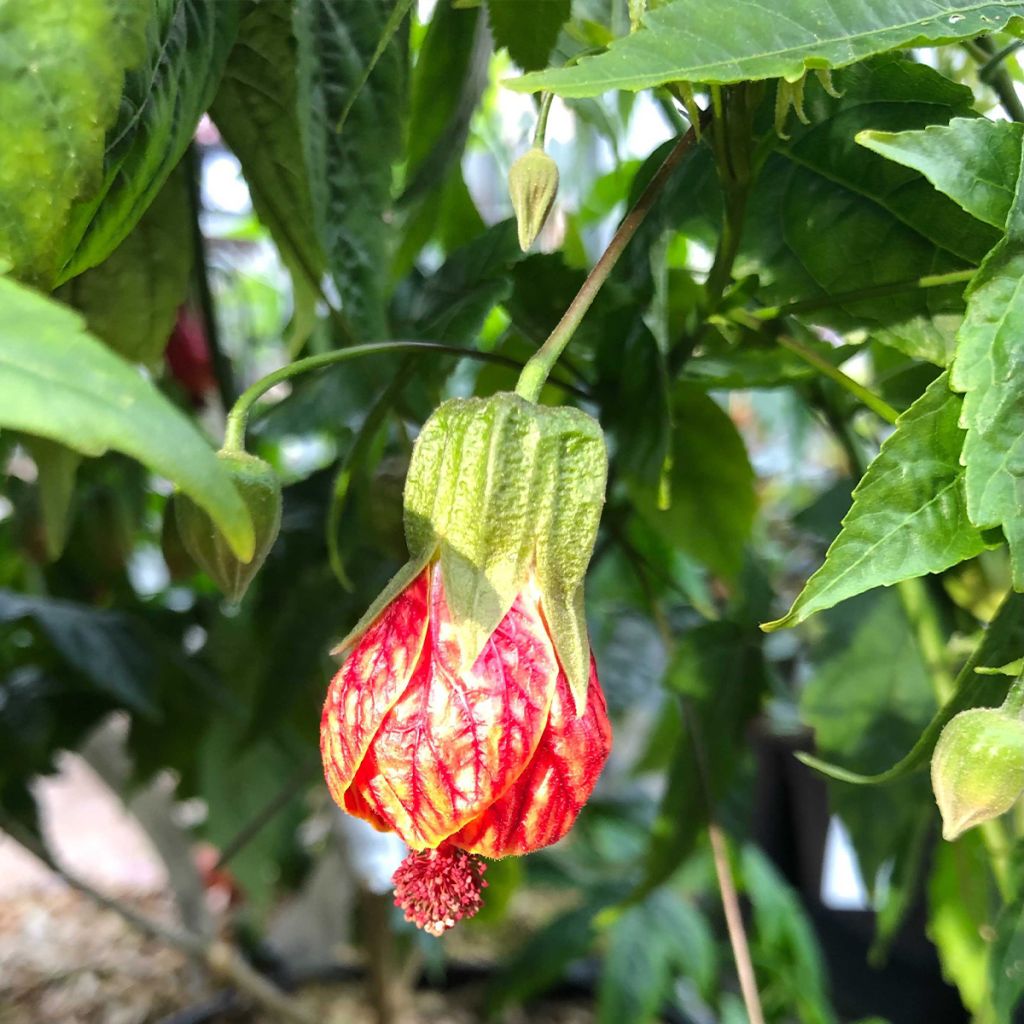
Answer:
[{"xmin": 392, "ymin": 843, "xmax": 488, "ymax": 936}]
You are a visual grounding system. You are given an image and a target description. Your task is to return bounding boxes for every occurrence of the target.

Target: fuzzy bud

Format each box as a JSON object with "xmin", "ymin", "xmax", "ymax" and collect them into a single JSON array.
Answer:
[
  {"xmin": 508, "ymin": 146, "xmax": 559, "ymax": 251},
  {"xmin": 931, "ymin": 707, "xmax": 1024, "ymax": 841}
]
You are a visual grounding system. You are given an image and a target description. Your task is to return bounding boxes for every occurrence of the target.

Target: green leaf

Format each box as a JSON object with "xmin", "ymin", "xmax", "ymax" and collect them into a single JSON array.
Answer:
[
  {"xmin": 0, "ymin": 277, "xmax": 253, "ymax": 560},
  {"xmin": 990, "ymin": 893, "xmax": 1024, "ymax": 1021},
  {"xmin": 598, "ymin": 892, "xmax": 716, "ymax": 1024},
  {"xmin": 927, "ymin": 834, "xmax": 992, "ymax": 1014},
  {"xmin": 798, "ymin": 590, "xmax": 1024, "ymax": 785},
  {"xmin": 0, "ymin": 0, "xmax": 149, "ymax": 285},
  {"xmin": 638, "ymin": 621, "xmax": 766, "ymax": 895},
  {"xmin": 0, "ymin": 592, "xmax": 161, "ymax": 715},
  {"xmin": 950, "ymin": 140, "xmax": 1024, "ymax": 588},
  {"xmin": 765, "ymin": 374, "xmax": 989, "ymax": 630},
  {"xmin": 60, "ymin": 0, "xmax": 240, "ymax": 281},
  {"xmin": 800, "ymin": 592, "xmax": 936, "ymax": 882},
  {"xmin": 631, "ymin": 384, "xmax": 755, "ymax": 579},
  {"xmin": 210, "ymin": 0, "xmax": 326, "ymax": 320},
  {"xmin": 745, "ymin": 59, "xmax": 996, "ymax": 366},
  {"xmin": 742, "ymin": 845, "xmax": 836, "ymax": 1024},
  {"xmin": 858, "ymin": 118, "xmax": 1023, "ymax": 230},
  {"xmin": 57, "ymin": 165, "xmax": 192, "ymax": 365},
  {"xmin": 294, "ymin": 0, "xmax": 407, "ymax": 340},
  {"xmin": 487, "ymin": 0, "xmax": 570, "ymax": 71},
  {"xmin": 512, "ymin": 0, "xmax": 1024, "ymax": 96}
]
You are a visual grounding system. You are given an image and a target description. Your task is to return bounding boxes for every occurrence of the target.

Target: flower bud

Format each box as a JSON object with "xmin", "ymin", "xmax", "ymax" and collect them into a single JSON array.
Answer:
[
  {"xmin": 931, "ymin": 707, "xmax": 1024, "ymax": 841},
  {"xmin": 174, "ymin": 450, "xmax": 281, "ymax": 602},
  {"xmin": 508, "ymin": 146, "xmax": 559, "ymax": 251}
]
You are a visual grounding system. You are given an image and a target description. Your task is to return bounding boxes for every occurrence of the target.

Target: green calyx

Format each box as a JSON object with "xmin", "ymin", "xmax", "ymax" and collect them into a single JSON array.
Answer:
[
  {"xmin": 931, "ymin": 706, "xmax": 1024, "ymax": 841},
  {"xmin": 174, "ymin": 450, "xmax": 282, "ymax": 603},
  {"xmin": 334, "ymin": 392, "xmax": 607, "ymax": 712}
]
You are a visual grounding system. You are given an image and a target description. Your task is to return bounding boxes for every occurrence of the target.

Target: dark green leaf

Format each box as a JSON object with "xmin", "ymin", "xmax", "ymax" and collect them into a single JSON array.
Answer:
[
  {"xmin": 0, "ymin": 277, "xmax": 254, "ymax": 560},
  {"xmin": 60, "ymin": 0, "xmax": 239, "ymax": 281},
  {"xmin": 0, "ymin": 0, "xmax": 149, "ymax": 285},
  {"xmin": 765, "ymin": 374, "xmax": 989, "ymax": 631},
  {"xmin": 294, "ymin": 0, "xmax": 406, "ymax": 340},
  {"xmin": 487, "ymin": 0, "xmax": 570, "ymax": 71},
  {"xmin": 22, "ymin": 437, "xmax": 80, "ymax": 562},
  {"xmin": 210, "ymin": 0, "xmax": 326, "ymax": 321},
  {"xmin": 57, "ymin": 165, "xmax": 192, "ymax": 365},
  {"xmin": 858, "ymin": 118, "xmax": 1023, "ymax": 230},
  {"xmin": 990, "ymin": 892, "xmax": 1024, "ymax": 1021},
  {"xmin": 513, "ymin": 0, "xmax": 1024, "ymax": 96}
]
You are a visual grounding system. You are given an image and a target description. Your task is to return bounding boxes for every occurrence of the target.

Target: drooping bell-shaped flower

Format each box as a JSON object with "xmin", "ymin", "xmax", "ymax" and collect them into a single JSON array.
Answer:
[{"xmin": 321, "ymin": 393, "xmax": 611, "ymax": 934}]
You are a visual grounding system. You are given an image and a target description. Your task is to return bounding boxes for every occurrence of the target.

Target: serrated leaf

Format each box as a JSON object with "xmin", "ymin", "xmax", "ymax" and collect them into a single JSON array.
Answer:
[
  {"xmin": 631, "ymin": 385, "xmax": 755, "ymax": 580},
  {"xmin": 798, "ymin": 589, "xmax": 1024, "ymax": 786},
  {"xmin": 858, "ymin": 118, "xmax": 1023, "ymax": 230},
  {"xmin": 512, "ymin": 0, "xmax": 1024, "ymax": 96},
  {"xmin": 488, "ymin": 0, "xmax": 570, "ymax": 71},
  {"xmin": 60, "ymin": 0, "xmax": 239, "ymax": 281},
  {"xmin": 210, "ymin": 0, "xmax": 326, "ymax": 317},
  {"xmin": 0, "ymin": 0, "xmax": 149, "ymax": 285},
  {"xmin": 294, "ymin": 0, "xmax": 406, "ymax": 340},
  {"xmin": 57, "ymin": 165, "xmax": 192, "ymax": 365},
  {"xmin": 765, "ymin": 374, "xmax": 989, "ymax": 631},
  {"xmin": 0, "ymin": 277, "xmax": 253, "ymax": 560},
  {"xmin": 950, "ymin": 141, "xmax": 1024, "ymax": 587}
]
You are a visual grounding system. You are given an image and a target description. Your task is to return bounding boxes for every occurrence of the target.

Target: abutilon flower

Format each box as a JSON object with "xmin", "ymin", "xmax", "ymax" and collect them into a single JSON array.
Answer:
[{"xmin": 320, "ymin": 393, "xmax": 611, "ymax": 934}]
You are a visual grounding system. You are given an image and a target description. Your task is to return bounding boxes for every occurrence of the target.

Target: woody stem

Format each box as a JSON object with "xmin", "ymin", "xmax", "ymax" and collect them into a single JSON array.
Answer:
[{"xmin": 514, "ymin": 120, "xmax": 703, "ymax": 403}]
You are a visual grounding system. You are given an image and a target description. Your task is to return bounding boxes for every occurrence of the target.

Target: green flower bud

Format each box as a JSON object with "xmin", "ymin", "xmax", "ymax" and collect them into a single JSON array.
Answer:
[
  {"xmin": 174, "ymin": 450, "xmax": 282, "ymax": 602},
  {"xmin": 333, "ymin": 392, "xmax": 607, "ymax": 713},
  {"xmin": 508, "ymin": 146, "xmax": 559, "ymax": 252},
  {"xmin": 931, "ymin": 707, "xmax": 1024, "ymax": 841}
]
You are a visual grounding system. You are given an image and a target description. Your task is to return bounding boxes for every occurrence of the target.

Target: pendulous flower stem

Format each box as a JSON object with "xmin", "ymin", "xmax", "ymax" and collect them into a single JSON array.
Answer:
[{"xmin": 514, "ymin": 121, "xmax": 704, "ymax": 403}]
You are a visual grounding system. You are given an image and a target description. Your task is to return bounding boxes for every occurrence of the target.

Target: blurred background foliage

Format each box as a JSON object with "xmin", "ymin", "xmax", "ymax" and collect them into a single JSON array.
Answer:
[{"xmin": 3, "ymin": 1, "xmax": 1024, "ymax": 1022}]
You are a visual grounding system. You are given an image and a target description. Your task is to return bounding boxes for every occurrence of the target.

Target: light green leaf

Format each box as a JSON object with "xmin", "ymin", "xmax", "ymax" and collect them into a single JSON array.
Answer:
[
  {"xmin": 858, "ymin": 119, "xmax": 1023, "ymax": 230},
  {"xmin": 210, "ymin": 0, "xmax": 326, "ymax": 322},
  {"xmin": 487, "ymin": 0, "xmax": 570, "ymax": 71},
  {"xmin": 765, "ymin": 374, "xmax": 989, "ymax": 631},
  {"xmin": 59, "ymin": 0, "xmax": 239, "ymax": 281},
  {"xmin": 294, "ymin": 0, "xmax": 406, "ymax": 340},
  {"xmin": 797, "ymin": 590, "xmax": 1024, "ymax": 786},
  {"xmin": 950, "ymin": 139, "xmax": 1024, "ymax": 587},
  {"xmin": 928, "ymin": 835, "xmax": 991, "ymax": 1014},
  {"xmin": 632, "ymin": 384, "xmax": 755, "ymax": 580},
  {"xmin": 512, "ymin": 0, "xmax": 1024, "ymax": 96},
  {"xmin": 0, "ymin": 0, "xmax": 149, "ymax": 285},
  {"xmin": 57, "ymin": 165, "xmax": 192, "ymax": 365},
  {"xmin": 990, "ymin": 894, "xmax": 1024, "ymax": 1021},
  {"xmin": 0, "ymin": 277, "xmax": 253, "ymax": 560}
]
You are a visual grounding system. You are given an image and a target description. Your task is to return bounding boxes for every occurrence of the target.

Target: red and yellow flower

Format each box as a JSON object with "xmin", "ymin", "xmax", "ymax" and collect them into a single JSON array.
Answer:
[{"xmin": 320, "ymin": 393, "xmax": 611, "ymax": 934}]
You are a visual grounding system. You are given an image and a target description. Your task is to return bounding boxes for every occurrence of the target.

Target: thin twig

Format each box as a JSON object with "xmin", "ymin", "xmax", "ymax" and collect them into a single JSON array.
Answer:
[{"xmin": 2, "ymin": 819, "xmax": 317, "ymax": 1024}]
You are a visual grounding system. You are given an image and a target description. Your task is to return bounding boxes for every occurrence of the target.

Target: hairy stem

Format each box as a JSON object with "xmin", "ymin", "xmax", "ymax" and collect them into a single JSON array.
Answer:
[{"xmin": 514, "ymin": 122, "xmax": 703, "ymax": 402}]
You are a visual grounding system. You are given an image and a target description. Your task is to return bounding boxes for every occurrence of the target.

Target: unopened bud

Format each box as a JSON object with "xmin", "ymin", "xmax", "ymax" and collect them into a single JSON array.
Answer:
[
  {"xmin": 931, "ymin": 707, "xmax": 1024, "ymax": 841},
  {"xmin": 509, "ymin": 146, "xmax": 559, "ymax": 251}
]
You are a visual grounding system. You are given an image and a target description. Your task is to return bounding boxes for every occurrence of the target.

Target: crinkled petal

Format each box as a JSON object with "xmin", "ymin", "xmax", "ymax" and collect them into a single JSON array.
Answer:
[
  {"xmin": 321, "ymin": 569, "xmax": 430, "ymax": 808},
  {"xmin": 450, "ymin": 655, "xmax": 611, "ymax": 858},
  {"xmin": 350, "ymin": 571, "xmax": 560, "ymax": 849}
]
